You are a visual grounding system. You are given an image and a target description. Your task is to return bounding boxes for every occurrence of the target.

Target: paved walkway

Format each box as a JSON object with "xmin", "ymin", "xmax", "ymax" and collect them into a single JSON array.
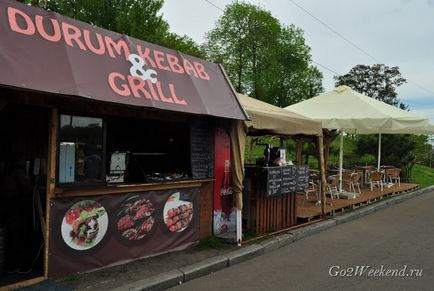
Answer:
[{"xmin": 171, "ymin": 189, "xmax": 434, "ymax": 291}]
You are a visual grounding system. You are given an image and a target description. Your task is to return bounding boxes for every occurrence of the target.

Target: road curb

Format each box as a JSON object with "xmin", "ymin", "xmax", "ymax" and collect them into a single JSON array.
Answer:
[
  {"xmin": 289, "ymin": 219, "xmax": 337, "ymax": 241},
  {"xmin": 227, "ymin": 244, "xmax": 265, "ymax": 266},
  {"xmin": 108, "ymin": 186, "xmax": 434, "ymax": 290},
  {"xmin": 179, "ymin": 255, "xmax": 228, "ymax": 282},
  {"xmin": 260, "ymin": 237, "xmax": 279, "ymax": 252},
  {"xmin": 111, "ymin": 269, "xmax": 184, "ymax": 291},
  {"xmin": 275, "ymin": 233, "xmax": 294, "ymax": 248},
  {"xmin": 333, "ymin": 208, "xmax": 360, "ymax": 224}
]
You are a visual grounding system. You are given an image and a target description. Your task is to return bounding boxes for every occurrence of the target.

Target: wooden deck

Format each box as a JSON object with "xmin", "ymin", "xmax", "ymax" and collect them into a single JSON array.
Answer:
[{"xmin": 296, "ymin": 183, "xmax": 419, "ymax": 222}]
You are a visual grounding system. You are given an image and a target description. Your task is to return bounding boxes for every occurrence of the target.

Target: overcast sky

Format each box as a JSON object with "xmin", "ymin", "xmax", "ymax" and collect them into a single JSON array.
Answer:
[{"xmin": 161, "ymin": 0, "xmax": 434, "ymax": 124}]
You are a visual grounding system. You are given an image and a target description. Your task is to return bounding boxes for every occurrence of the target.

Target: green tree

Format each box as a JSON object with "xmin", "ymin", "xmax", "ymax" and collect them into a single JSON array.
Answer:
[
  {"xmin": 204, "ymin": 2, "xmax": 322, "ymax": 105},
  {"xmin": 354, "ymin": 134, "xmax": 416, "ymax": 166},
  {"xmin": 162, "ymin": 33, "xmax": 207, "ymax": 59},
  {"xmin": 204, "ymin": 2, "xmax": 280, "ymax": 101},
  {"xmin": 272, "ymin": 26, "xmax": 323, "ymax": 107},
  {"xmin": 334, "ymin": 64, "xmax": 407, "ymax": 108},
  {"xmin": 19, "ymin": 0, "xmax": 205, "ymax": 58},
  {"xmin": 410, "ymin": 135, "xmax": 433, "ymax": 167}
]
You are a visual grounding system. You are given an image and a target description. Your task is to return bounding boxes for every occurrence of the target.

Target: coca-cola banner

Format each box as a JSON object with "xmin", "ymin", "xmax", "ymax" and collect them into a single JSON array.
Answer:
[
  {"xmin": 213, "ymin": 127, "xmax": 236, "ymax": 236},
  {"xmin": 0, "ymin": 0, "xmax": 247, "ymax": 120},
  {"xmin": 48, "ymin": 188, "xmax": 199, "ymax": 278}
]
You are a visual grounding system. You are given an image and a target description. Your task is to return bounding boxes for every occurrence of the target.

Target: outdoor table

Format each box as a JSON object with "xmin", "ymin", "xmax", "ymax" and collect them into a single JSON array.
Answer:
[{"xmin": 355, "ymin": 165, "xmax": 374, "ymax": 187}]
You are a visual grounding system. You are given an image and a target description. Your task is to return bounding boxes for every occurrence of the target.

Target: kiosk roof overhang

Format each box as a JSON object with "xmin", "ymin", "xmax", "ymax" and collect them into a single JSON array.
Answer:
[
  {"xmin": 238, "ymin": 94, "xmax": 323, "ymax": 137},
  {"xmin": 0, "ymin": 0, "xmax": 248, "ymax": 121}
]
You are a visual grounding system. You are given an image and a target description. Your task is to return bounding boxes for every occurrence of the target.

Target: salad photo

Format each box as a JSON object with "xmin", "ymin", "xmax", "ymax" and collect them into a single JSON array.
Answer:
[{"xmin": 61, "ymin": 200, "xmax": 108, "ymax": 251}]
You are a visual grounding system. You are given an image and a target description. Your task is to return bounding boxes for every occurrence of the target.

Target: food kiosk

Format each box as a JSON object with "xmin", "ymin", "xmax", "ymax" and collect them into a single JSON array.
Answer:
[
  {"xmin": 0, "ymin": 0, "xmax": 248, "ymax": 287},
  {"xmin": 233, "ymin": 94, "xmax": 326, "ymax": 235}
]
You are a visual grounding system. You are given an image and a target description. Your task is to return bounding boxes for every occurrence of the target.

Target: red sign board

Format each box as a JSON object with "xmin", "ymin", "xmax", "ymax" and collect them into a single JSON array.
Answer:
[
  {"xmin": 0, "ymin": 0, "xmax": 247, "ymax": 120},
  {"xmin": 213, "ymin": 127, "xmax": 235, "ymax": 235}
]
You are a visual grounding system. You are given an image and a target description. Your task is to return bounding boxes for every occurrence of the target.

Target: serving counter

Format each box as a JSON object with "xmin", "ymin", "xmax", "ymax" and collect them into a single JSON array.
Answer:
[{"xmin": 243, "ymin": 165, "xmax": 309, "ymax": 233}]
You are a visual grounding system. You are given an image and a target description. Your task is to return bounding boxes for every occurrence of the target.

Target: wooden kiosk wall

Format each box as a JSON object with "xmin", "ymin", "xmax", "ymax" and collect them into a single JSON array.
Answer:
[{"xmin": 0, "ymin": 91, "xmax": 215, "ymax": 287}]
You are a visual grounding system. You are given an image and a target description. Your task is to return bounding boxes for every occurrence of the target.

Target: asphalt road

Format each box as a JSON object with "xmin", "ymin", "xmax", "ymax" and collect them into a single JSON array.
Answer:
[{"xmin": 170, "ymin": 190, "xmax": 434, "ymax": 291}]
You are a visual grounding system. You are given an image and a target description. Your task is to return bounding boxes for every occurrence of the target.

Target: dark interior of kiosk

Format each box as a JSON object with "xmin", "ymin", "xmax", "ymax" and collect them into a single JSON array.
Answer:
[
  {"xmin": 0, "ymin": 103, "xmax": 47, "ymax": 285},
  {"xmin": 106, "ymin": 116, "xmax": 191, "ymax": 183},
  {"xmin": 57, "ymin": 112, "xmax": 192, "ymax": 185}
]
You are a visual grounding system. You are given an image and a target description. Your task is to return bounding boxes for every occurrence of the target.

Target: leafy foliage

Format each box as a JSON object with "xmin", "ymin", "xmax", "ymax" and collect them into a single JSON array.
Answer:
[
  {"xmin": 162, "ymin": 33, "xmax": 207, "ymax": 59},
  {"xmin": 204, "ymin": 2, "xmax": 323, "ymax": 106},
  {"xmin": 19, "ymin": 0, "xmax": 205, "ymax": 58},
  {"xmin": 272, "ymin": 26, "xmax": 324, "ymax": 107},
  {"xmin": 204, "ymin": 2, "xmax": 280, "ymax": 100},
  {"xmin": 410, "ymin": 135, "xmax": 434, "ymax": 166},
  {"xmin": 334, "ymin": 64, "xmax": 407, "ymax": 108},
  {"xmin": 355, "ymin": 134, "xmax": 416, "ymax": 166}
]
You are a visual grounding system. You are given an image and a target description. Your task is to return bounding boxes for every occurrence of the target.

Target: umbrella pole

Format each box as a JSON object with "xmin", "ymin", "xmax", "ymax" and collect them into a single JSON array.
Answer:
[
  {"xmin": 339, "ymin": 130, "xmax": 344, "ymax": 191},
  {"xmin": 236, "ymin": 208, "xmax": 242, "ymax": 246},
  {"xmin": 377, "ymin": 133, "xmax": 382, "ymax": 170}
]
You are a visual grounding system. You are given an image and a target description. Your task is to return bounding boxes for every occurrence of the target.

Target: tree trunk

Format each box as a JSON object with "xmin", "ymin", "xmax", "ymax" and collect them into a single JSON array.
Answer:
[{"xmin": 317, "ymin": 135, "xmax": 327, "ymax": 218}]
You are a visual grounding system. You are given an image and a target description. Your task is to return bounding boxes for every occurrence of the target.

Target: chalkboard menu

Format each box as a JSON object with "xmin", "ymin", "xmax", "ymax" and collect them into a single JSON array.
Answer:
[
  {"xmin": 266, "ymin": 167, "xmax": 282, "ymax": 196},
  {"xmin": 296, "ymin": 165, "xmax": 310, "ymax": 191},
  {"xmin": 264, "ymin": 165, "xmax": 310, "ymax": 196},
  {"xmin": 281, "ymin": 165, "xmax": 297, "ymax": 193},
  {"xmin": 190, "ymin": 120, "xmax": 213, "ymax": 179}
]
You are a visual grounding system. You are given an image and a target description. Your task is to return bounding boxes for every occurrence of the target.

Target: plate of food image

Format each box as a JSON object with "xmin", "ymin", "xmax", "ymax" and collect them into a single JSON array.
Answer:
[
  {"xmin": 116, "ymin": 195, "xmax": 155, "ymax": 242},
  {"xmin": 61, "ymin": 200, "xmax": 108, "ymax": 251},
  {"xmin": 163, "ymin": 192, "xmax": 194, "ymax": 233}
]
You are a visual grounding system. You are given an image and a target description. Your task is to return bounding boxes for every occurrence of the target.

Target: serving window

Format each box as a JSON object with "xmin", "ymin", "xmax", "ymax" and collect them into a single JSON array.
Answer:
[
  {"xmin": 106, "ymin": 116, "xmax": 191, "ymax": 183},
  {"xmin": 58, "ymin": 114, "xmax": 104, "ymax": 184},
  {"xmin": 57, "ymin": 111, "xmax": 196, "ymax": 187}
]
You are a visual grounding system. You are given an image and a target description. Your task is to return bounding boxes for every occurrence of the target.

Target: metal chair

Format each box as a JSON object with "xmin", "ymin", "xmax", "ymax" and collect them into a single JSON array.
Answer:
[
  {"xmin": 302, "ymin": 180, "xmax": 319, "ymax": 206},
  {"xmin": 349, "ymin": 172, "xmax": 362, "ymax": 194},
  {"xmin": 386, "ymin": 168, "xmax": 401, "ymax": 186},
  {"xmin": 369, "ymin": 171, "xmax": 384, "ymax": 191},
  {"xmin": 326, "ymin": 174, "xmax": 340, "ymax": 199},
  {"xmin": 354, "ymin": 168, "xmax": 365, "ymax": 187},
  {"xmin": 342, "ymin": 171, "xmax": 353, "ymax": 192}
]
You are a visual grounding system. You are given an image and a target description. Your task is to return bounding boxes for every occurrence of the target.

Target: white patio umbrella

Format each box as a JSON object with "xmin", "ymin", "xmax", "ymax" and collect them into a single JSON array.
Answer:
[{"xmin": 285, "ymin": 85, "xmax": 434, "ymax": 190}]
